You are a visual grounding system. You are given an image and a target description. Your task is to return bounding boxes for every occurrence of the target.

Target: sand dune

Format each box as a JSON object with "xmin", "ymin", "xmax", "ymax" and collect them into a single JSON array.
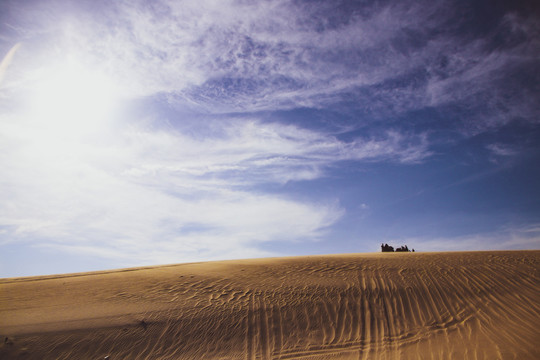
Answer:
[{"xmin": 1, "ymin": 251, "xmax": 539, "ymax": 359}]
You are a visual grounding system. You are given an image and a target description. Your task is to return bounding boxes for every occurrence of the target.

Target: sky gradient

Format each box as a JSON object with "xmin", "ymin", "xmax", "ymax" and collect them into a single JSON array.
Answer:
[{"xmin": 1, "ymin": 0, "xmax": 539, "ymax": 277}]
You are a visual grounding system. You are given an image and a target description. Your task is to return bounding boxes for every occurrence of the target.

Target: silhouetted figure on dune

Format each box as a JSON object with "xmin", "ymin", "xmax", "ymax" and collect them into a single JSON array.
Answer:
[
  {"xmin": 381, "ymin": 243, "xmax": 394, "ymax": 252},
  {"xmin": 381, "ymin": 244, "xmax": 413, "ymax": 252}
]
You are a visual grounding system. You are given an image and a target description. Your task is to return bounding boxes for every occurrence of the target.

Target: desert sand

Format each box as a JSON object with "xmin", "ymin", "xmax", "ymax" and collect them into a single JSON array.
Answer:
[{"xmin": 0, "ymin": 251, "xmax": 539, "ymax": 359}]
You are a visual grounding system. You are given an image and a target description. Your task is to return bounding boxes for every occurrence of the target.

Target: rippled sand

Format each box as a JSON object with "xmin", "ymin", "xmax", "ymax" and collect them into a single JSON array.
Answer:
[{"xmin": 1, "ymin": 251, "xmax": 539, "ymax": 359}]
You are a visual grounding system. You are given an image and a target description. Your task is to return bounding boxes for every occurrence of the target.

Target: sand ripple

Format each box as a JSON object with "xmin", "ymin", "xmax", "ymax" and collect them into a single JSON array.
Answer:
[{"xmin": 1, "ymin": 251, "xmax": 539, "ymax": 359}]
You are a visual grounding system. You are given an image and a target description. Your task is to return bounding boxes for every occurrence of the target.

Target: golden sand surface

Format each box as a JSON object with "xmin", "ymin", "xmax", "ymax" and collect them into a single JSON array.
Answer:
[{"xmin": 0, "ymin": 251, "xmax": 539, "ymax": 359}]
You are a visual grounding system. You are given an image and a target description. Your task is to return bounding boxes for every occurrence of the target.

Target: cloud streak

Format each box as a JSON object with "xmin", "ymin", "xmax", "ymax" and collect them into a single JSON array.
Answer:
[{"xmin": 0, "ymin": 43, "xmax": 21, "ymax": 86}]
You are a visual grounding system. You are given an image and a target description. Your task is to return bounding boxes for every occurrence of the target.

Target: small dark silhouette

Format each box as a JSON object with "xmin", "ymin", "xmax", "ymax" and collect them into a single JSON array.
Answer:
[
  {"xmin": 395, "ymin": 245, "xmax": 409, "ymax": 252},
  {"xmin": 381, "ymin": 243, "xmax": 413, "ymax": 252},
  {"xmin": 140, "ymin": 320, "xmax": 148, "ymax": 330},
  {"xmin": 381, "ymin": 243, "xmax": 394, "ymax": 252}
]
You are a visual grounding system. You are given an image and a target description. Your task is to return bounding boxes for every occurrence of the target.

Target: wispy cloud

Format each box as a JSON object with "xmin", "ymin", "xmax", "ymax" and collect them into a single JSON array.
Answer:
[
  {"xmin": 486, "ymin": 143, "xmax": 519, "ymax": 157},
  {"xmin": 396, "ymin": 224, "xmax": 540, "ymax": 252},
  {"xmin": 7, "ymin": 0, "xmax": 537, "ymax": 124},
  {"xmin": 0, "ymin": 107, "xmax": 430, "ymax": 264}
]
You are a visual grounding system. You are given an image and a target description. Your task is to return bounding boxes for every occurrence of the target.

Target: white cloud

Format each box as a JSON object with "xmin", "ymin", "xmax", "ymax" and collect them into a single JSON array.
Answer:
[
  {"xmin": 3, "ymin": 0, "xmax": 536, "ymax": 128},
  {"xmin": 116, "ymin": 120, "xmax": 431, "ymax": 186},
  {"xmin": 0, "ymin": 2, "xmax": 450, "ymax": 109},
  {"xmin": 0, "ymin": 100, "xmax": 430, "ymax": 263}
]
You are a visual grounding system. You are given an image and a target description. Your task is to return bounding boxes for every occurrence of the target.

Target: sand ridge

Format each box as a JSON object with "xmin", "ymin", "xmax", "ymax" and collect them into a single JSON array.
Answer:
[{"xmin": 1, "ymin": 251, "xmax": 539, "ymax": 359}]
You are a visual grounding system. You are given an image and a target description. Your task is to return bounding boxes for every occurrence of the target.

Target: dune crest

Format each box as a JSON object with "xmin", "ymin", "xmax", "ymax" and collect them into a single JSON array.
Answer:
[{"xmin": 1, "ymin": 251, "xmax": 539, "ymax": 359}]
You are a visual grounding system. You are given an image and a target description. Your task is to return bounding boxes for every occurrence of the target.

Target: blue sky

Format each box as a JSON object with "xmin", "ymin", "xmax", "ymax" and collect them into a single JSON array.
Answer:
[{"xmin": 1, "ymin": 0, "xmax": 539, "ymax": 277}]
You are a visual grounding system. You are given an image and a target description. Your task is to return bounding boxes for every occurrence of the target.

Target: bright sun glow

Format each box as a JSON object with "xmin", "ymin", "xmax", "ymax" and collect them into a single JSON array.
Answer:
[
  {"xmin": 28, "ymin": 59, "xmax": 119, "ymax": 141},
  {"xmin": 22, "ymin": 58, "xmax": 121, "ymax": 161}
]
